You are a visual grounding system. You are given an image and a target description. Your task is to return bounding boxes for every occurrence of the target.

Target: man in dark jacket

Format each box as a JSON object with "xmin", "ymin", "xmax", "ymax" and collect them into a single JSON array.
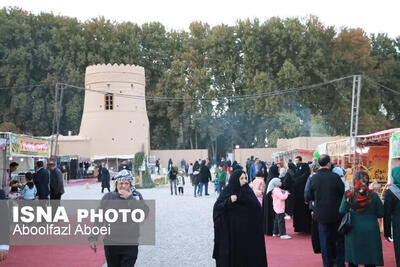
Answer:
[
  {"xmin": 33, "ymin": 161, "xmax": 50, "ymax": 200},
  {"xmin": 199, "ymin": 159, "xmax": 212, "ymax": 196},
  {"xmin": 169, "ymin": 168, "xmax": 178, "ymax": 196},
  {"xmin": 97, "ymin": 163, "xmax": 103, "ymax": 182},
  {"xmin": 310, "ymin": 154, "xmax": 345, "ymax": 267},
  {"xmin": 49, "ymin": 161, "xmax": 65, "ymax": 200},
  {"xmin": 90, "ymin": 170, "xmax": 148, "ymax": 266},
  {"xmin": 101, "ymin": 166, "xmax": 111, "ymax": 193}
]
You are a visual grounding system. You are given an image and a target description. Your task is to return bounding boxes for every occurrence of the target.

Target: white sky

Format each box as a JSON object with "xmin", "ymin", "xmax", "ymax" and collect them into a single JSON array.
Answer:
[{"xmin": 1, "ymin": 0, "xmax": 399, "ymax": 38}]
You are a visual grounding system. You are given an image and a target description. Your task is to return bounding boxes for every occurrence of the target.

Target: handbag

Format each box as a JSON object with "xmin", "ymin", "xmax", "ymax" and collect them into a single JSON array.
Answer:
[{"xmin": 338, "ymin": 211, "xmax": 352, "ymax": 235}]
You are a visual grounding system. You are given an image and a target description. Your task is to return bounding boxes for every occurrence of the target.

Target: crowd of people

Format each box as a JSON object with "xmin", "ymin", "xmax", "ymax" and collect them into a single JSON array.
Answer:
[
  {"xmin": 1, "ymin": 160, "xmax": 146, "ymax": 266},
  {"xmin": 212, "ymin": 154, "xmax": 400, "ymax": 267},
  {"xmin": 4, "ymin": 154, "xmax": 400, "ymax": 266},
  {"xmin": 2, "ymin": 160, "xmax": 65, "ymax": 201},
  {"xmin": 0, "ymin": 160, "xmax": 66, "ymax": 262},
  {"xmin": 167, "ymin": 157, "xmax": 241, "ymax": 197}
]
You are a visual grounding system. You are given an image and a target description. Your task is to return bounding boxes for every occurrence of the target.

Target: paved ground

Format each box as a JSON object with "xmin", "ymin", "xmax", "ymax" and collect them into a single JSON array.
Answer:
[{"xmin": 64, "ymin": 180, "xmax": 217, "ymax": 267}]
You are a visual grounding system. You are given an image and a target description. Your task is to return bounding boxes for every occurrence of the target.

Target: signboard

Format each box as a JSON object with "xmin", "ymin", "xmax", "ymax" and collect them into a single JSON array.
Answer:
[
  {"xmin": 60, "ymin": 156, "xmax": 71, "ymax": 162},
  {"xmin": 391, "ymin": 132, "xmax": 400, "ymax": 159},
  {"xmin": 327, "ymin": 139, "xmax": 351, "ymax": 157},
  {"xmin": 365, "ymin": 147, "xmax": 389, "ymax": 183},
  {"xmin": 9, "ymin": 134, "xmax": 51, "ymax": 158}
]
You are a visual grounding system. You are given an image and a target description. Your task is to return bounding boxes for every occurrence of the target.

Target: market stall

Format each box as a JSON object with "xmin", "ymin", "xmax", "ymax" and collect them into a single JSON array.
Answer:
[
  {"xmin": 58, "ymin": 155, "xmax": 93, "ymax": 180},
  {"xmin": 0, "ymin": 132, "xmax": 52, "ymax": 188},
  {"xmin": 92, "ymin": 155, "xmax": 134, "ymax": 172},
  {"xmin": 273, "ymin": 149, "xmax": 315, "ymax": 165},
  {"xmin": 320, "ymin": 128, "xmax": 400, "ymax": 184}
]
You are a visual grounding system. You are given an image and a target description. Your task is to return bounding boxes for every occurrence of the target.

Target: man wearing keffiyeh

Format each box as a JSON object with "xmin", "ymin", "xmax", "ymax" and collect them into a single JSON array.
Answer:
[{"xmin": 90, "ymin": 169, "xmax": 147, "ymax": 266}]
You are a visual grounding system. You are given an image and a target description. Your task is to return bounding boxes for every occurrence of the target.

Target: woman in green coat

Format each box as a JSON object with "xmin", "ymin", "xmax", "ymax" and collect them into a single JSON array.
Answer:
[
  {"xmin": 384, "ymin": 166, "xmax": 400, "ymax": 267},
  {"xmin": 339, "ymin": 171, "xmax": 384, "ymax": 267}
]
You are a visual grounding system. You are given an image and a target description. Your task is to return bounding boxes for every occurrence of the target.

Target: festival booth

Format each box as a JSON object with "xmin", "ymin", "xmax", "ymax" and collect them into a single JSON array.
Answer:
[
  {"xmin": 320, "ymin": 128, "xmax": 400, "ymax": 184},
  {"xmin": 273, "ymin": 149, "xmax": 315, "ymax": 165},
  {"xmin": 0, "ymin": 132, "xmax": 52, "ymax": 187},
  {"xmin": 92, "ymin": 154, "xmax": 134, "ymax": 180},
  {"xmin": 57, "ymin": 155, "xmax": 92, "ymax": 180}
]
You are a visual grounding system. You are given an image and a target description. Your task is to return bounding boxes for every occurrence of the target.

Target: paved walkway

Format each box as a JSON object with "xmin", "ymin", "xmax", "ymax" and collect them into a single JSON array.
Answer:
[{"xmin": 63, "ymin": 181, "xmax": 217, "ymax": 267}]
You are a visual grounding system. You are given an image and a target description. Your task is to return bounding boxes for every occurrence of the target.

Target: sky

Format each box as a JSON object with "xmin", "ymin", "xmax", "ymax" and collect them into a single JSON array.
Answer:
[{"xmin": 0, "ymin": 0, "xmax": 399, "ymax": 38}]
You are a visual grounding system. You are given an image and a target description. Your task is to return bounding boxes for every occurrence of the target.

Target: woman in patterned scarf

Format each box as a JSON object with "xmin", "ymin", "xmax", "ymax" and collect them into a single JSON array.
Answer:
[
  {"xmin": 339, "ymin": 171, "xmax": 384, "ymax": 267},
  {"xmin": 346, "ymin": 171, "xmax": 374, "ymax": 213}
]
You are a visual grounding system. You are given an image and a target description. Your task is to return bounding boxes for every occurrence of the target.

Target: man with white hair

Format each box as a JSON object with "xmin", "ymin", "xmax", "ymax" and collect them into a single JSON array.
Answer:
[{"xmin": 90, "ymin": 170, "xmax": 147, "ymax": 266}]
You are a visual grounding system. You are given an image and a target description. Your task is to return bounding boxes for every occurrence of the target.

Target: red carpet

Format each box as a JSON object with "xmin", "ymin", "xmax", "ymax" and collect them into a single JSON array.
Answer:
[
  {"xmin": 0, "ymin": 245, "xmax": 105, "ymax": 267},
  {"xmin": 65, "ymin": 178, "xmax": 99, "ymax": 187},
  {"xmin": 0, "ymin": 219, "xmax": 396, "ymax": 266},
  {"xmin": 265, "ymin": 219, "xmax": 396, "ymax": 267}
]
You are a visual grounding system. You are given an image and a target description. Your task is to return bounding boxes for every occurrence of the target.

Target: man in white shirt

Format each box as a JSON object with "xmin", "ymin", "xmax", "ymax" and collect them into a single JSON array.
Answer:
[{"xmin": 2, "ymin": 162, "xmax": 19, "ymax": 196}]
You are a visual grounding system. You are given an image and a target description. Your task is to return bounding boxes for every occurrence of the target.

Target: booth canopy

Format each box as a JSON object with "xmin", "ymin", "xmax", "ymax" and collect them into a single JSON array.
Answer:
[
  {"xmin": 323, "ymin": 128, "xmax": 400, "ymax": 157},
  {"xmin": 92, "ymin": 154, "xmax": 135, "ymax": 160}
]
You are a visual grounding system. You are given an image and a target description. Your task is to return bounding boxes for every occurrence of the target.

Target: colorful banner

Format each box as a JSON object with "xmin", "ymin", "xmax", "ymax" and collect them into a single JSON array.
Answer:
[
  {"xmin": 9, "ymin": 134, "xmax": 51, "ymax": 158},
  {"xmin": 0, "ymin": 138, "xmax": 6, "ymax": 151},
  {"xmin": 391, "ymin": 131, "xmax": 400, "ymax": 159},
  {"xmin": 365, "ymin": 147, "xmax": 389, "ymax": 183}
]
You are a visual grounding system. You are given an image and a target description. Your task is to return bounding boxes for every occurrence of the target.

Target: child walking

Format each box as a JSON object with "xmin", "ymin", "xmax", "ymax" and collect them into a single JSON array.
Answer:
[
  {"xmin": 252, "ymin": 170, "xmax": 266, "ymax": 205},
  {"xmin": 269, "ymin": 178, "xmax": 291, "ymax": 239},
  {"xmin": 177, "ymin": 170, "xmax": 185, "ymax": 195},
  {"xmin": 213, "ymin": 178, "xmax": 220, "ymax": 194},
  {"xmin": 215, "ymin": 164, "xmax": 226, "ymax": 194},
  {"xmin": 21, "ymin": 172, "xmax": 37, "ymax": 200}
]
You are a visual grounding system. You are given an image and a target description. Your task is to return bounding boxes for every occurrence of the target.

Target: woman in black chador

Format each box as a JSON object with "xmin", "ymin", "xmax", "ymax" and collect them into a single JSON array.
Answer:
[
  {"xmin": 292, "ymin": 162, "xmax": 312, "ymax": 233},
  {"xmin": 262, "ymin": 164, "xmax": 280, "ymax": 236},
  {"xmin": 213, "ymin": 170, "xmax": 268, "ymax": 267},
  {"xmin": 281, "ymin": 162, "xmax": 296, "ymax": 216}
]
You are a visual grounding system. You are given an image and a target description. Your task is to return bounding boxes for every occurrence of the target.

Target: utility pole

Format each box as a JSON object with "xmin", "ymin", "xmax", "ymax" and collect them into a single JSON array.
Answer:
[
  {"xmin": 51, "ymin": 83, "xmax": 60, "ymax": 158},
  {"xmin": 55, "ymin": 83, "xmax": 64, "ymax": 158},
  {"xmin": 349, "ymin": 75, "xmax": 362, "ymax": 167}
]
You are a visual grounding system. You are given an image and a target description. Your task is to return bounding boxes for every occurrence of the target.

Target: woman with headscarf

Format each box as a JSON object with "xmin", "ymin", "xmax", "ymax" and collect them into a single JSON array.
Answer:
[
  {"xmin": 213, "ymin": 170, "xmax": 267, "ymax": 267},
  {"xmin": 292, "ymin": 162, "xmax": 312, "ymax": 233},
  {"xmin": 282, "ymin": 162, "xmax": 296, "ymax": 217},
  {"xmin": 279, "ymin": 167, "xmax": 287, "ymax": 179},
  {"xmin": 262, "ymin": 164, "xmax": 280, "ymax": 236},
  {"xmin": 168, "ymin": 158, "xmax": 173, "ymax": 171},
  {"xmin": 260, "ymin": 163, "xmax": 269, "ymax": 187},
  {"xmin": 340, "ymin": 171, "xmax": 384, "ymax": 267},
  {"xmin": 384, "ymin": 166, "xmax": 400, "ymax": 267}
]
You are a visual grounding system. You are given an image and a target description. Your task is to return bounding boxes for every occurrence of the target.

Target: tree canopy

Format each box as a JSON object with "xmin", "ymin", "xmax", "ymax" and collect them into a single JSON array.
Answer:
[{"xmin": 1, "ymin": 8, "xmax": 399, "ymax": 159}]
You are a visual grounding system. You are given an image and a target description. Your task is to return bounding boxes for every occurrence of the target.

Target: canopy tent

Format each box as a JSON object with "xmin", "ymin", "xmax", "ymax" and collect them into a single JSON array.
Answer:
[
  {"xmin": 320, "ymin": 128, "xmax": 400, "ymax": 184},
  {"xmin": 326, "ymin": 128, "xmax": 400, "ymax": 148},
  {"xmin": 273, "ymin": 148, "xmax": 315, "ymax": 164},
  {"xmin": 92, "ymin": 154, "xmax": 135, "ymax": 161}
]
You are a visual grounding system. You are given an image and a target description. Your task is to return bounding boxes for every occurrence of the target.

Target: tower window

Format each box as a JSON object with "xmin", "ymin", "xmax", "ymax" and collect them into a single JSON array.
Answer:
[{"xmin": 105, "ymin": 94, "xmax": 113, "ymax": 110}]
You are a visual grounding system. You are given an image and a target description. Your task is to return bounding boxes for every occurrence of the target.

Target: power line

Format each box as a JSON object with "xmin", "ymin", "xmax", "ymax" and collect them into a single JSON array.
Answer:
[
  {"xmin": 58, "ymin": 75, "xmax": 354, "ymax": 103},
  {"xmin": 0, "ymin": 83, "xmax": 48, "ymax": 90},
  {"xmin": 364, "ymin": 76, "xmax": 400, "ymax": 96}
]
